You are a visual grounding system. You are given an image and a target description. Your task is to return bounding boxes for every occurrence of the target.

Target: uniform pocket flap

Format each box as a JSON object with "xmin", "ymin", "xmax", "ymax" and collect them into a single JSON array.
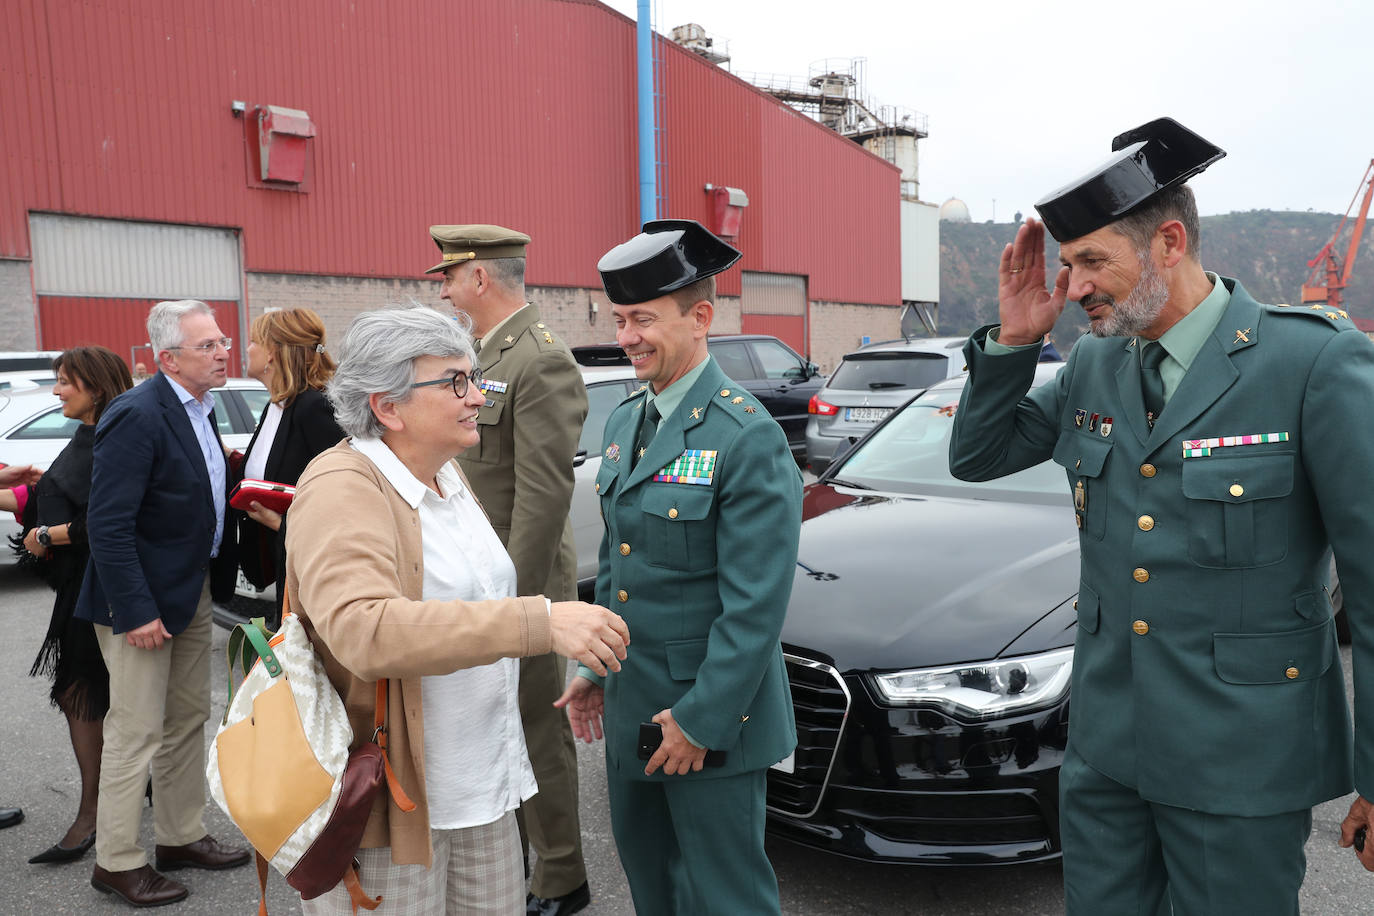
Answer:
[
  {"xmin": 595, "ymin": 460, "xmax": 619, "ymax": 494},
  {"xmin": 1052, "ymin": 433, "xmax": 1112, "ymax": 478},
  {"xmin": 1213, "ymin": 619, "xmax": 1333, "ymax": 685},
  {"xmin": 641, "ymin": 485, "xmax": 714, "ymax": 521},
  {"xmin": 1182, "ymin": 453, "xmax": 1293, "ymax": 503},
  {"xmin": 476, "ymin": 396, "xmax": 504, "ymax": 426},
  {"xmin": 1075, "ymin": 583, "xmax": 1100, "ymax": 634},
  {"xmin": 665, "ymin": 638, "xmax": 708, "ymax": 681}
]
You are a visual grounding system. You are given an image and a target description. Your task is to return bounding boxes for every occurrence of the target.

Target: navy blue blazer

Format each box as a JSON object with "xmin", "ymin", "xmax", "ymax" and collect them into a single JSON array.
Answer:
[{"xmin": 75, "ymin": 373, "xmax": 231, "ymax": 635}]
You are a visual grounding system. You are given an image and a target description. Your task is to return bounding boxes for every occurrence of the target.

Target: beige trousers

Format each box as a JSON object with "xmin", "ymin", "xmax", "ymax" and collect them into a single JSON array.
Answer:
[
  {"xmin": 93, "ymin": 577, "xmax": 213, "ymax": 871},
  {"xmin": 301, "ymin": 811, "xmax": 523, "ymax": 915}
]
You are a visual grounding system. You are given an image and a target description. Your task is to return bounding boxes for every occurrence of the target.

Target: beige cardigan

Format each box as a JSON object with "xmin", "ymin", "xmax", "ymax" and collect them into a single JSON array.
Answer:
[{"xmin": 285, "ymin": 440, "xmax": 551, "ymax": 867}]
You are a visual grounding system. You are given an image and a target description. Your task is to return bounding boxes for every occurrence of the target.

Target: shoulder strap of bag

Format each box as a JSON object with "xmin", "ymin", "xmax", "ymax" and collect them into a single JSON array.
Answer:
[
  {"xmin": 223, "ymin": 617, "xmax": 281, "ymax": 721},
  {"xmin": 373, "ymin": 679, "xmax": 416, "ymax": 813}
]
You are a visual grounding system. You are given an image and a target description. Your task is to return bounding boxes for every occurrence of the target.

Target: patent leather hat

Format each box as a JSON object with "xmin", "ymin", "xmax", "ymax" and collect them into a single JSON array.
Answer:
[
  {"xmin": 1034, "ymin": 118, "xmax": 1226, "ymax": 243},
  {"xmin": 598, "ymin": 219, "xmax": 742, "ymax": 305}
]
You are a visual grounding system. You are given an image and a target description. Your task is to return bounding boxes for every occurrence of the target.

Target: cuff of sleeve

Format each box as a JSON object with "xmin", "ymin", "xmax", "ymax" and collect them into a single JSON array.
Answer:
[
  {"xmin": 574, "ymin": 665, "xmax": 606, "ymax": 687},
  {"xmin": 677, "ymin": 722, "xmax": 706, "ymax": 749},
  {"xmin": 522, "ymin": 596, "xmax": 552, "ymax": 656},
  {"xmin": 985, "ymin": 327, "xmax": 1044, "ymax": 355}
]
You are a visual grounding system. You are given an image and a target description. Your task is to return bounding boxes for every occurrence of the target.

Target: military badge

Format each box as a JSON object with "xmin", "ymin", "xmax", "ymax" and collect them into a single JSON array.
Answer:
[
  {"xmin": 605, "ymin": 443, "xmax": 621, "ymax": 462},
  {"xmin": 478, "ymin": 379, "xmax": 508, "ymax": 395},
  {"xmin": 653, "ymin": 449, "xmax": 718, "ymax": 485},
  {"xmin": 1182, "ymin": 431, "xmax": 1289, "ymax": 459},
  {"xmin": 1074, "ymin": 408, "xmax": 1086, "ymax": 428},
  {"xmin": 1100, "ymin": 417, "xmax": 1113, "ymax": 437},
  {"xmin": 1087, "ymin": 413, "xmax": 1099, "ymax": 432}
]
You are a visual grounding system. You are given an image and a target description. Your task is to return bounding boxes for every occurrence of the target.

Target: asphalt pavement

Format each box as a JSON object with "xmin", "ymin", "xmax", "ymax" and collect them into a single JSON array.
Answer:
[{"xmin": 0, "ymin": 553, "xmax": 1369, "ymax": 915}]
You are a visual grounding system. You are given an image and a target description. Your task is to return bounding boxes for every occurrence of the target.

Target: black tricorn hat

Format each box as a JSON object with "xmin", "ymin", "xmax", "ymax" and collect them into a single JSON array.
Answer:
[
  {"xmin": 597, "ymin": 219, "xmax": 742, "ymax": 305},
  {"xmin": 1034, "ymin": 118, "xmax": 1226, "ymax": 243}
]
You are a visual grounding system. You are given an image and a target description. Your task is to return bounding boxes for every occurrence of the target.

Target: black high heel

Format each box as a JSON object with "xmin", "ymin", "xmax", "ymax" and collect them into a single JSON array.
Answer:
[{"xmin": 28, "ymin": 830, "xmax": 95, "ymax": 864}]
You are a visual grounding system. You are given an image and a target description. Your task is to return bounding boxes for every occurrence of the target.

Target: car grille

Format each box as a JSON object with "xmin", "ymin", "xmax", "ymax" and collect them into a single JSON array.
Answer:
[
  {"xmin": 827, "ymin": 786, "xmax": 1051, "ymax": 845},
  {"xmin": 767, "ymin": 653, "xmax": 851, "ymax": 818}
]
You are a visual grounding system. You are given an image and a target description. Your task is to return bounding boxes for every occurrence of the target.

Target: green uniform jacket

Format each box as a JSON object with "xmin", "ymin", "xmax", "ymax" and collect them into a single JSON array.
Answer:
[
  {"xmin": 457, "ymin": 305, "xmax": 587, "ymax": 600},
  {"xmin": 592, "ymin": 358, "xmax": 800, "ymax": 780},
  {"xmin": 949, "ymin": 279, "xmax": 1374, "ymax": 816}
]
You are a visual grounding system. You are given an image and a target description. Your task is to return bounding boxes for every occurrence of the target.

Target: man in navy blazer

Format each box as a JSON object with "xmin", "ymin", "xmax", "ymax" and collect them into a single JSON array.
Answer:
[{"xmin": 76, "ymin": 300, "xmax": 249, "ymax": 908}]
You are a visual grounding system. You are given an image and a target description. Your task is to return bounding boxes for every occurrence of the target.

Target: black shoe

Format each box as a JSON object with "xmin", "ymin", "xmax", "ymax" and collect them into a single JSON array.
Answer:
[
  {"xmin": 0, "ymin": 807, "xmax": 23, "ymax": 830},
  {"xmin": 29, "ymin": 830, "xmax": 96, "ymax": 864},
  {"xmin": 526, "ymin": 881, "xmax": 591, "ymax": 916}
]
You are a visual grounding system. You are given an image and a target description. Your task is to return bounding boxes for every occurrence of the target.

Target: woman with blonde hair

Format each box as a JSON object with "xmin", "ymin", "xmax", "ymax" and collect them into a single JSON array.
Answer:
[{"xmin": 236, "ymin": 307, "xmax": 344, "ymax": 623}]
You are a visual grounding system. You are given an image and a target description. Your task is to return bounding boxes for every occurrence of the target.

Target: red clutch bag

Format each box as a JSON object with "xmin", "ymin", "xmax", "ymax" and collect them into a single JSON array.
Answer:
[{"xmin": 229, "ymin": 479, "xmax": 296, "ymax": 514}]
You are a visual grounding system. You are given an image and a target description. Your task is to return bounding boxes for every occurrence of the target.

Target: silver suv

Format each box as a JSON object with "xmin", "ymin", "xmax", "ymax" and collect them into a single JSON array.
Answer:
[{"xmin": 804, "ymin": 337, "xmax": 967, "ymax": 474}]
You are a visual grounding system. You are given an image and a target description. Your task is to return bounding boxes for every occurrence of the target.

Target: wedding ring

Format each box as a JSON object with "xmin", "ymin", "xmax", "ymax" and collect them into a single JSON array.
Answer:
[{"xmin": 1008, "ymin": 268, "xmax": 1024, "ymax": 274}]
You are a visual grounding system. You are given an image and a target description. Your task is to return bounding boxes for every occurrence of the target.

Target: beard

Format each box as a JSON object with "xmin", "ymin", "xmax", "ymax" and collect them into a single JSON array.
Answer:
[{"xmin": 1084, "ymin": 252, "xmax": 1170, "ymax": 338}]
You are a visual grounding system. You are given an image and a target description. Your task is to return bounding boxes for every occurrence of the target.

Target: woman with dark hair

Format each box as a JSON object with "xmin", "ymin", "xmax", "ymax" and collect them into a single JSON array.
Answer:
[
  {"xmin": 22, "ymin": 346, "xmax": 133, "ymax": 865},
  {"xmin": 236, "ymin": 308, "xmax": 344, "ymax": 623}
]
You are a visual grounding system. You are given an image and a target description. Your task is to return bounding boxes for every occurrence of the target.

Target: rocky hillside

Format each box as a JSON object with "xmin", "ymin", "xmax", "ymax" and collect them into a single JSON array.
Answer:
[{"xmin": 937, "ymin": 210, "xmax": 1374, "ymax": 343}]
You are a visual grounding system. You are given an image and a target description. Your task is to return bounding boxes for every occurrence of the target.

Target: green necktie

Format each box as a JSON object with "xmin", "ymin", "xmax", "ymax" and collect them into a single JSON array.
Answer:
[
  {"xmin": 634, "ymin": 399, "xmax": 660, "ymax": 467},
  {"xmin": 1140, "ymin": 341, "xmax": 1167, "ymax": 428}
]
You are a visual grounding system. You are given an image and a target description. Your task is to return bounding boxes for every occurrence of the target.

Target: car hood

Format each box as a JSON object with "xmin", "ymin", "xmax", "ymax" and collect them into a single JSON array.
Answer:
[{"xmin": 784, "ymin": 483, "xmax": 1080, "ymax": 673}]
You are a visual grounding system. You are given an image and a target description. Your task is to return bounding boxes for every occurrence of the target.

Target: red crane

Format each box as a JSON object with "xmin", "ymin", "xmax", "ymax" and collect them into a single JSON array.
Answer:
[{"xmin": 1301, "ymin": 159, "xmax": 1374, "ymax": 309}]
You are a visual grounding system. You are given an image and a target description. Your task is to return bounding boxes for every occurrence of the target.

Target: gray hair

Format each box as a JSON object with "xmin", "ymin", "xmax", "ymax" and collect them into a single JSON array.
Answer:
[
  {"xmin": 482, "ymin": 256, "xmax": 526, "ymax": 293},
  {"xmin": 327, "ymin": 305, "xmax": 477, "ymax": 439},
  {"xmin": 1112, "ymin": 184, "xmax": 1202, "ymax": 262},
  {"xmin": 148, "ymin": 300, "xmax": 215, "ymax": 360}
]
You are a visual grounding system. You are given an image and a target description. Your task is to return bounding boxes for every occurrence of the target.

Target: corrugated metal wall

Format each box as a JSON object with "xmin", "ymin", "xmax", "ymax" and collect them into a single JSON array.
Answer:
[
  {"xmin": 38, "ymin": 297, "xmax": 242, "ymax": 376},
  {"xmin": 1, "ymin": 0, "xmax": 900, "ymax": 310}
]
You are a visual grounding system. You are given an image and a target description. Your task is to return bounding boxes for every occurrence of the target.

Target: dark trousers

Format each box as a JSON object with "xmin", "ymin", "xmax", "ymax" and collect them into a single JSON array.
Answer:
[{"xmin": 1060, "ymin": 744, "xmax": 1312, "ymax": 916}]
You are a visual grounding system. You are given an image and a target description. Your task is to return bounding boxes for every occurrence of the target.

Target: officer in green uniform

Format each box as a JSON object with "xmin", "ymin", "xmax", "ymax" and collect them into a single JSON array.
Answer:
[
  {"xmin": 948, "ymin": 118, "xmax": 1374, "ymax": 915},
  {"xmin": 427, "ymin": 225, "xmax": 593, "ymax": 915},
  {"xmin": 555, "ymin": 220, "xmax": 800, "ymax": 915}
]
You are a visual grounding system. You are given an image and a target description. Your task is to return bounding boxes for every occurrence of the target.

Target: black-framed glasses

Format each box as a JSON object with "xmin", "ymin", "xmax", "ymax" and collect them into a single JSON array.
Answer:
[
  {"xmin": 168, "ymin": 337, "xmax": 233, "ymax": 353},
  {"xmin": 410, "ymin": 369, "xmax": 481, "ymax": 398}
]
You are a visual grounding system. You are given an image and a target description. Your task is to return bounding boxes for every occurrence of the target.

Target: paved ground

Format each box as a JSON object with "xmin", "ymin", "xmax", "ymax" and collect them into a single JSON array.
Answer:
[{"xmin": 1, "ymin": 554, "xmax": 1370, "ymax": 914}]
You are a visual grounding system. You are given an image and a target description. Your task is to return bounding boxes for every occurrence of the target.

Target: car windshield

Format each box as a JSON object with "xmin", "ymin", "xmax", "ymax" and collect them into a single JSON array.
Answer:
[
  {"xmin": 831, "ymin": 383, "xmax": 1067, "ymax": 501},
  {"xmin": 829, "ymin": 352, "xmax": 949, "ymax": 391}
]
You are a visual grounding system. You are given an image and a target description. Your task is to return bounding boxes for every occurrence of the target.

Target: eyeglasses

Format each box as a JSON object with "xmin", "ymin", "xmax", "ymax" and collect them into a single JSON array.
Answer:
[
  {"xmin": 169, "ymin": 337, "xmax": 233, "ymax": 353},
  {"xmin": 410, "ymin": 369, "xmax": 482, "ymax": 398}
]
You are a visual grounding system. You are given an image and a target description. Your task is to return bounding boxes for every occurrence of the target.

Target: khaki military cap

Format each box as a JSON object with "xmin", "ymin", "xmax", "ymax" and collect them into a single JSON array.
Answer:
[{"xmin": 425, "ymin": 224, "xmax": 531, "ymax": 274}]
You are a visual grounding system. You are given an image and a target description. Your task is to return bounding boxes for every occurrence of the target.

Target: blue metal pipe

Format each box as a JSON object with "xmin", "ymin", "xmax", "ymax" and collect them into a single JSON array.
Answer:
[{"xmin": 636, "ymin": 0, "xmax": 656, "ymax": 226}]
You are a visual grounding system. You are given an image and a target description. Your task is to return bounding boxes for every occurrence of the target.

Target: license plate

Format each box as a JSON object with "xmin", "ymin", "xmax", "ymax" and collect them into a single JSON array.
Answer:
[
  {"xmin": 845, "ymin": 407, "xmax": 891, "ymax": 423},
  {"xmin": 770, "ymin": 751, "xmax": 795, "ymax": 774},
  {"xmin": 235, "ymin": 570, "xmax": 265, "ymax": 597}
]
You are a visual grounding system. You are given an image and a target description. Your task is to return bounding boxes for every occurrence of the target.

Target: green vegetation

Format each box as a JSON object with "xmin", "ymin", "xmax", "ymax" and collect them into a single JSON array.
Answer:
[{"xmin": 936, "ymin": 211, "xmax": 1374, "ymax": 342}]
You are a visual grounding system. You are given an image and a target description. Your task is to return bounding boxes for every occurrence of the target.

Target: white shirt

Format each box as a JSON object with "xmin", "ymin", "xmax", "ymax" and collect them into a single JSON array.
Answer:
[
  {"xmin": 350, "ymin": 437, "xmax": 538, "ymax": 830},
  {"xmin": 244, "ymin": 402, "xmax": 284, "ymax": 481},
  {"xmin": 163, "ymin": 375, "xmax": 227, "ymax": 556}
]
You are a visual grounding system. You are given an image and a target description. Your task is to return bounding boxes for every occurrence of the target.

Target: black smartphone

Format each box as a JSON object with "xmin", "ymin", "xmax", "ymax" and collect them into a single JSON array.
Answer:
[{"xmin": 636, "ymin": 722, "xmax": 727, "ymax": 767}]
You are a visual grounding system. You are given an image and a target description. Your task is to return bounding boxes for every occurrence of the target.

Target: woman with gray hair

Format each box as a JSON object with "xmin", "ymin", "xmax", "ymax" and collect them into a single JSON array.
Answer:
[{"xmin": 286, "ymin": 306, "xmax": 628, "ymax": 914}]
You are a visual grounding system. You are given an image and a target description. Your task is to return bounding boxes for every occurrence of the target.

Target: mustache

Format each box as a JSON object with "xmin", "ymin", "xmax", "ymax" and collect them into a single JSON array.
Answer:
[{"xmin": 1081, "ymin": 293, "xmax": 1115, "ymax": 309}]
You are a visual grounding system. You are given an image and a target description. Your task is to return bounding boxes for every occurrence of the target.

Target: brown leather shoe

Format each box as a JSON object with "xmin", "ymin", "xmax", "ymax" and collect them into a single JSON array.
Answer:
[
  {"xmin": 91, "ymin": 864, "xmax": 188, "ymax": 908},
  {"xmin": 154, "ymin": 835, "xmax": 251, "ymax": 871}
]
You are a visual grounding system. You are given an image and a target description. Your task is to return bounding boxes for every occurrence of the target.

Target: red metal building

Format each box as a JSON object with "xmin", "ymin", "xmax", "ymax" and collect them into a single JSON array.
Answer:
[{"xmin": 0, "ymin": 0, "xmax": 901, "ymax": 368}]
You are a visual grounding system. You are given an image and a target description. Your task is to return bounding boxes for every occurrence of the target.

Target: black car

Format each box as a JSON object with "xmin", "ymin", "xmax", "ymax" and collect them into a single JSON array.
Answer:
[
  {"xmin": 766, "ymin": 362, "xmax": 1077, "ymax": 865},
  {"xmin": 572, "ymin": 333, "xmax": 823, "ymax": 461}
]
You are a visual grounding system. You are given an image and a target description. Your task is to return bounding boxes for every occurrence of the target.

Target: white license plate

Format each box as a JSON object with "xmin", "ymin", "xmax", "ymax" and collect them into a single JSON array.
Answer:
[
  {"xmin": 770, "ymin": 751, "xmax": 795, "ymax": 774},
  {"xmin": 845, "ymin": 407, "xmax": 891, "ymax": 422},
  {"xmin": 235, "ymin": 570, "xmax": 266, "ymax": 597}
]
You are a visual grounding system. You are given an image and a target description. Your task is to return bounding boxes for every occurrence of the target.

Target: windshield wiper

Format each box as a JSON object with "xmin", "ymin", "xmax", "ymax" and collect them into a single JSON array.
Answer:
[
  {"xmin": 823, "ymin": 477, "xmax": 873, "ymax": 490},
  {"xmin": 867, "ymin": 382, "xmax": 906, "ymax": 389}
]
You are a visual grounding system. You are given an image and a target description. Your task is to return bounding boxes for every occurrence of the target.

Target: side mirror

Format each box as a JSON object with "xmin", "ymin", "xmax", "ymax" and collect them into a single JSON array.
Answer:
[
  {"xmin": 573, "ymin": 448, "xmax": 587, "ymax": 469},
  {"xmin": 807, "ymin": 362, "xmax": 821, "ymax": 379}
]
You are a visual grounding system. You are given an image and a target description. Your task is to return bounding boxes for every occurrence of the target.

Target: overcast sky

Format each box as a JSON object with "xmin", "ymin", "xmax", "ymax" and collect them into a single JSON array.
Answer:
[{"xmin": 600, "ymin": 0, "xmax": 1374, "ymax": 221}]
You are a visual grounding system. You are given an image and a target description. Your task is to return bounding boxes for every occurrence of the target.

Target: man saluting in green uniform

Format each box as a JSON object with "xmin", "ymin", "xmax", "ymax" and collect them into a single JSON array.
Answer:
[
  {"xmin": 556, "ymin": 220, "xmax": 800, "ymax": 915},
  {"xmin": 949, "ymin": 118, "xmax": 1374, "ymax": 914}
]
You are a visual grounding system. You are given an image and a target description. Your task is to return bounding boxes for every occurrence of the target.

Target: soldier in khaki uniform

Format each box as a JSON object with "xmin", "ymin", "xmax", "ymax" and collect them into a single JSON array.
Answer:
[
  {"xmin": 949, "ymin": 119, "xmax": 1374, "ymax": 915},
  {"xmin": 427, "ymin": 225, "xmax": 592, "ymax": 916}
]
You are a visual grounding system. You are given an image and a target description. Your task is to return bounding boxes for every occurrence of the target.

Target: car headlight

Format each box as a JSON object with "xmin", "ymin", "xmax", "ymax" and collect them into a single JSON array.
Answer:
[{"xmin": 869, "ymin": 647, "xmax": 1073, "ymax": 720}]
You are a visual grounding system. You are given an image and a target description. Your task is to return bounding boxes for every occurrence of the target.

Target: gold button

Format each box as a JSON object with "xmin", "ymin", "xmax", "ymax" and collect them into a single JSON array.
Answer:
[
  {"xmin": 1286, "ymin": 667, "xmax": 1299, "ymax": 679},
  {"xmin": 1229, "ymin": 483, "xmax": 1244, "ymax": 497},
  {"xmin": 619, "ymin": 542, "xmax": 631, "ymax": 556},
  {"xmin": 1133, "ymin": 619, "xmax": 1150, "ymax": 635},
  {"xmin": 1133, "ymin": 567, "xmax": 1150, "ymax": 583},
  {"xmin": 595, "ymin": 483, "xmax": 601, "ymax": 494},
  {"xmin": 617, "ymin": 589, "xmax": 628, "ymax": 603},
  {"xmin": 1140, "ymin": 463, "xmax": 1157, "ymax": 478},
  {"xmin": 536, "ymin": 322, "xmax": 546, "ymax": 328},
  {"xmin": 1073, "ymin": 600, "xmax": 1078, "ymax": 610},
  {"xmin": 668, "ymin": 507, "xmax": 679, "ymax": 519},
  {"xmin": 720, "ymin": 389, "xmax": 731, "ymax": 397},
  {"xmin": 1138, "ymin": 515, "xmax": 1155, "ymax": 531}
]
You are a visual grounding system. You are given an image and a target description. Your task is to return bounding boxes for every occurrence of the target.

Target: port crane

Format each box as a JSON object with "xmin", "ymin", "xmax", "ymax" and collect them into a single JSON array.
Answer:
[{"xmin": 1301, "ymin": 159, "xmax": 1374, "ymax": 309}]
